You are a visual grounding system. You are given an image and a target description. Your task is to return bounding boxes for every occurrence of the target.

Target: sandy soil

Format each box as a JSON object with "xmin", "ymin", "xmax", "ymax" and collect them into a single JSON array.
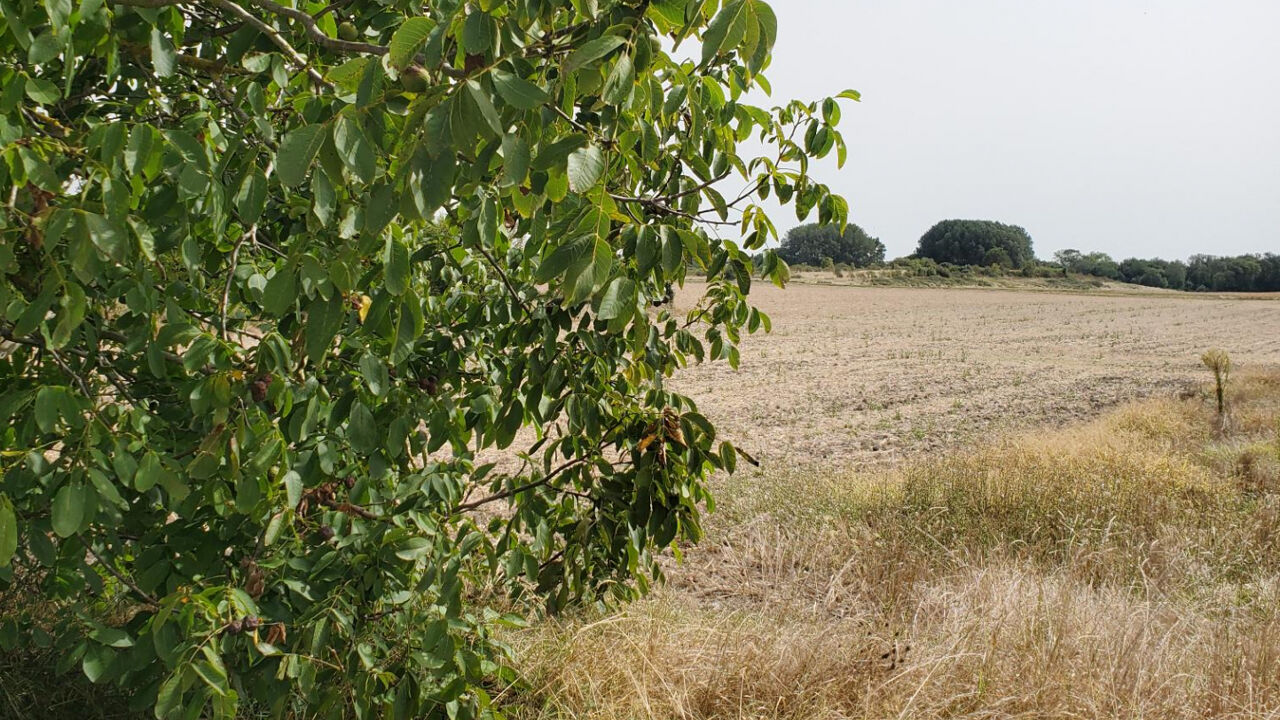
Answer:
[{"xmin": 673, "ymin": 282, "xmax": 1280, "ymax": 470}]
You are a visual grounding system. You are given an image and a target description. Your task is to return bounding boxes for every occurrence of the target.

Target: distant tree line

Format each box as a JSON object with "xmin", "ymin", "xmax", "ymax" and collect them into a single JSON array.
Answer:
[
  {"xmin": 776, "ymin": 218, "xmax": 1278, "ymax": 293},
  {"xmin": 1055, "ymin": 250, "xmax": 1280, "ymax": 292}
]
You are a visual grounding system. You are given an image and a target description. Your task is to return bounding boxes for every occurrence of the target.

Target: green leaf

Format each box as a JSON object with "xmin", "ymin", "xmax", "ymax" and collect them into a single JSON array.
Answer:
[
  {"xmin": 305, "ymin": 294, "xmax": 344, "ymax": 366},
  {"xmin": 34, "ymin": 386, "xmax": 59, "ymax": 433},
  {"xmin": 720, "ymin": 441, "xmax": 737, "ymax": 473},
  {"xmin": 27, "ymin": 31, "xmax": 59, "ymax": 64},
  {"xmin": 191, "ymin": 660, "xmax": 228, "ymax": 697},
  {"xmin": 384, "ymin": 237, "xmax": 409, "ymax": 295},
  {"xmin": 649, "ymin": 0, "xmax": 686, "ymax": 28},
  {"xmin": 597, "ymin": 277, "xmax": 636, "ymax": 321},
  {"xmin": 150, "ymin": 28, "xmax": 177, "ymax": 77},
  {"xmin": 88, "ymin": 468, "xmax": 128, "ymax": 511},
  {"xmin": 276, "ymin": 125, "xmax": 327, "ymax": 187},
  {"xmin": 389, "ymin": 17, "xmax": 435, "ymax": 69},
  {"xmin": 282, "ymin": 470, "xmax": 302, "ymax": 509},
  {"xmin": 395, "ymin": 537, "xmax": 432, "ymax": 562},
  {"xmin": 0, "ymin": 496, "xmax": 16, "ymax": 567},
  {"xmin": 602, "ymin": 53, "xmax": 634, "ymax": 105},
  {"xmin": 155, "ymin": 671, "xmax": 183, "ymax": 719},
  {"xmin": 532, "ymin": 134, "xmax": 588, "ymax": 172},
  {"xmin": 636, "ymin": 228, "xmax": 659, "ymax": 275},
  {"xmin": 360, "ymin": 354, "xmax": 389, "ymax": 397},
  {"xmin": 568, "ymin": 238, "xmax": 613, "ymax": 304},
  {"xmin": 82, "ymin": 644, "xmax": 113, "ymax": 683},
  {"xmin": 500, "ymin": 134, "xmax": 530, "ymax": 188},
  {"xmin": 50, "ymin": 282, "xmax": 86, "ymax": 349},
  {"xmin": 564, "ymin": 35, "xmax": 625, "ymax": 73},
  {"xmin": 234, "ymin": 169, "xmax": 268, "ymax": 224},
  {"xmin": 364, "ymin": 183, "xmax": 398, "ymax": 236},
  {"xmin": 311, "ymin": 161, "xmax": 335, "ymax": 228},
  {"xmin": 23, "ymin": 76, "xmax": 60, "ymax": 104},
  {"xmin": 535, "ymin": 235, "xmax": 593, "ymax": 284},
  {"xmin": 15, "ymin": 280, "xmax": 58, "ymax": 337},
  {"xmin": 262, "ymin": 268, "xmax": 297, "ymax": 316},
  {"xmin": 135, "ymin": 453, "xmax": 163, "ymax": 492},
  {"xmin": 461, "ymin": 10, "xmax": 493, "ymax": 54},
  {"xmin": 327, "ymin": 56, "xmax": 374, "ymax": 91},
  {"xmin": 333, "ymin": 115, "xmax": 376, "ymax": 184},
  {"xmin": 51, "ymin": 481, "xmax": 85, "ymax": 538},
  {"xmin": 702, "ymin": 0, "xmax": 748, "ymax": 64},
  {"xmin": 491, "ymin": 69, "xmax": 550, "ymax": 109},
  {"xmin": 566, "ymin": 144, "xmax": 604, "ymax": 193},
  {"xmin": 125, "ymin": 125, "xmax": 155, "ymax": 174},
  {"xmin": 746, "ymin": 1, "xmax": 777, "ymax": 72},
  {"xmin": 496, "ymin": 401, "xmax": 523, "ymax": 450},
  {"xmin": 466, "ymin": 80, "xmax": 503, "ymax": 136},
  {"xmin": 158, "ymin": 465, "xmax": 190, "ymax": 502},
  {"xmin": 662, "ymin": 229, "xmax": 684, "ymax": 275},
  {"xmin": 347, "ymin": 402, "xmax": 378, "ymax": 454},
  {"xmin": 389, "ymin": 292, "xmax": 422, "ymax": 366},
  {"xmin": 90, "ymin": 626, "xmax": 134, "ymax": 648},
  {"xmin": 570, "ymin": 0, "xmax": 598, "ymax": 19}
]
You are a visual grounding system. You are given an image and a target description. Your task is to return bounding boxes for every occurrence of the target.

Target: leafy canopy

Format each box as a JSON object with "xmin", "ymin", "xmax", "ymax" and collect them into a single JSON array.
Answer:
[
  {"xmin": 0, "ymin": 0, "xmax": 854, "ymax": 717},
  {"xmin": 916, "ymin": 219, "xmax": 1034, "ymax": 268},
  {"xmin": 776, "ymin": 221, "xmax": 884, "ymax": 268}
]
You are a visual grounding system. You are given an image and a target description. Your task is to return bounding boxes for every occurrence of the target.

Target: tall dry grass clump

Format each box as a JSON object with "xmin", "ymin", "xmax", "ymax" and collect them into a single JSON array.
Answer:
[
  {"xmin": 504, "ymin": 370, "xmax": 1280, "ymax": 719},
  {"xmin": 1204, "ymin": 348, "xmax": 1233, "ymax": 429}
]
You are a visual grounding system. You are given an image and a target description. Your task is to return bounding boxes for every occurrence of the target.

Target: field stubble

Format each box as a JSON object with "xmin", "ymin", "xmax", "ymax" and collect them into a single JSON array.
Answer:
[{"xmin": 673, "ymin": 282, "xmax": 1280, "ymax": 467}]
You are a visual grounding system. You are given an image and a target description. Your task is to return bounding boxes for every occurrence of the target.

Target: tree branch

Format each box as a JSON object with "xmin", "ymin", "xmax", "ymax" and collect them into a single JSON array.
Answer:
[
  {"xmin": 207, "ymin": 0, "xmax": 330, "ymax": 88},
  {"xmin": 244, "ymin": 0, "xmax": 387, "ymax": 55},
  {"xmin": 474, "ymin": 243, "xmax": 531, "ymax": 316},
  {"xmin": 82, "ymin": 538, "xmax": 160, "ymax": 609},
  {"xmin": 608, "ymin": 193, "xmax": 737, "ymax": 226},
  {"xmin": 454, "ymin": 457, "xmax": 587, "ymax": 514},
  {"xmin": 120, "ymin": 40, "xmax": 251, "ymax": 76}
]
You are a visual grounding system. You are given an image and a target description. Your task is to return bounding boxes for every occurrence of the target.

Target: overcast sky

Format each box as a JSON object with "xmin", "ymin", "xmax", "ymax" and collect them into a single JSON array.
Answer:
[{"xmin": 751, "ymin": 0, "xmax": 1280, "ymax": 261}]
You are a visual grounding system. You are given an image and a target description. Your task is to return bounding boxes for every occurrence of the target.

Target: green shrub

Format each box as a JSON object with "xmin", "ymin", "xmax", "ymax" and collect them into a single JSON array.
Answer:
[{"xmin": 0, "ymin": 1, "xmax": 852, "ymax": 717}]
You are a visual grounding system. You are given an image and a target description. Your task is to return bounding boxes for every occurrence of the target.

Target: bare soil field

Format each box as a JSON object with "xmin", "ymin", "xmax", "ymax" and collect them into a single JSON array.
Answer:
[{"xmin": 674, "ymin": 282, "xmax": 1280, "ymax": 470}]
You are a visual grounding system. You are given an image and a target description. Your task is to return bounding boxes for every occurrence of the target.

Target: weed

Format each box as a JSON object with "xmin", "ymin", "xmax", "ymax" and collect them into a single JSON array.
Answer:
[{"xmin": 1203, "ymin": 348, "xmax": 1232, "ymax": 422}]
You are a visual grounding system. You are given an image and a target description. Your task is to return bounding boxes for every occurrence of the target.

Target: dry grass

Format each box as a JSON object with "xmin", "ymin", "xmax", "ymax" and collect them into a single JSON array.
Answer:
[{"xmin": 506, "ymin": 371, "xmax": 1280, "ymax": 719}]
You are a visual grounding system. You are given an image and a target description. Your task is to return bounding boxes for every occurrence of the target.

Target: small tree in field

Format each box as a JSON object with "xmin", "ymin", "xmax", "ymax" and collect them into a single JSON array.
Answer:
[
  {"xmin": 1202, "ymin": 348, "xmax": 1232, "ymax": 426},
  {"xmin": 0, "ymin": 0, "xmax": 854, "ymax": 717}
]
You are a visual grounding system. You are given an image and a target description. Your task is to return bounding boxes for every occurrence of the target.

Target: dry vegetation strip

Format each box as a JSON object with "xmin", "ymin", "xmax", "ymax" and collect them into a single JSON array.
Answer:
[{"xmin": 507, "ymin": 370, "xmax": 1280, "ymax": 719}]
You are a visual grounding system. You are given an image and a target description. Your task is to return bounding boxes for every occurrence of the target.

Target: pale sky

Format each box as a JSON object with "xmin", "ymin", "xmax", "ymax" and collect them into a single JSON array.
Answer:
[{"xmin": 751, "ymin": 1, "xmax": 1280, "ymax": 261}]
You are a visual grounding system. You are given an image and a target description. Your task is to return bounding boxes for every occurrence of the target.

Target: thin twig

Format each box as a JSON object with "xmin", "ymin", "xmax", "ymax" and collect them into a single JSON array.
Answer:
[
  {"xmin": 46, "ymin": 348, "xmax": 94, "ymax": 401},
  {"xmin": 82, "ymin": 539, "xmax": 160, "ymax": 609},
  {"xmin": 549, "ymin": 105, "xmax": 594, "ymax": 137},
  {"xmin": 474, "ymin": 243, "xmax": 531, "ymax": 316},
  {"xmin": 608, "ymin": 193, "xmax": 737, "ymax": 226},
  {"xmin": 220, "ymin": 225, "xmax": 255, "ymax": 341},
  {"xmin": 454, "ymin": 457, "xmax": 587, "ymax": 513}
]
